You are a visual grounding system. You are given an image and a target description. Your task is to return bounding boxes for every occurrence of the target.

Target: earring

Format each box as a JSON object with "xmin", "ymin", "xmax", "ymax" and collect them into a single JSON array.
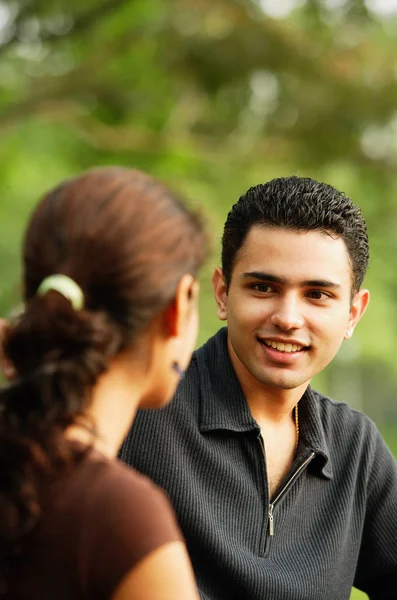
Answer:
[
  {"xmin": 172, "ymin": 361, "xmax": 185, "ymax": 379},
  {"xmin": 345, "ymin": 330, "xmax": 353, "ymax": 339}
]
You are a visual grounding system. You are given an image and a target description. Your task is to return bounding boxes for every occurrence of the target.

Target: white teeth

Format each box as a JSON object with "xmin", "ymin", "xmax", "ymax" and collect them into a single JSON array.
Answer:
[{"xmin": 263, "ymin": 340, "xmax": 303, "ymax": 353}]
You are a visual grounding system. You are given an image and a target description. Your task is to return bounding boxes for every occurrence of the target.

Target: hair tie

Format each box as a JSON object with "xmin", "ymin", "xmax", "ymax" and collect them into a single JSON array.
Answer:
[{"xmin": 37, "ymin": 275, "xmax": 84, "ymax": 310}]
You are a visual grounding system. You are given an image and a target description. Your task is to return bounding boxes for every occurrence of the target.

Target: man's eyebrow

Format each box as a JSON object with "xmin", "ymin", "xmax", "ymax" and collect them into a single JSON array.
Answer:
[
  {"xmin": 242, "ymin": 272, "xmax": 341, "ymax": 289},
  {"xmin": 242, "ymin": 272, "xmax": 286, "ymax": 284},
  {"xmin": 301, "ymin": 279, "xmax": 341, "ymax": 289}
]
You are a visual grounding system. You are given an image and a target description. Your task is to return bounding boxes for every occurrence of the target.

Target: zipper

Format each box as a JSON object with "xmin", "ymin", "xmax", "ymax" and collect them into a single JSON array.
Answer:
[
  {"xmin": 268, "ymin": 451, "xmax": 315, "ymax": 537},
  {"xmin": 268, "ymin": 503, "xmax": 274, "ymax": 536}
]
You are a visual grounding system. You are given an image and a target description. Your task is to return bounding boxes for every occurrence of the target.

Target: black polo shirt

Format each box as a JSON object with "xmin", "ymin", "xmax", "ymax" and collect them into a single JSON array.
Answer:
[{"xmin": 120, "ymin": 327, "xmax": 397, "ymax": 600}]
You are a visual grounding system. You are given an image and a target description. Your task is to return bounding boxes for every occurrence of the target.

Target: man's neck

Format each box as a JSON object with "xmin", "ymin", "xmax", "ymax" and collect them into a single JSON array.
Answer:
[
  {"xmin": 245, "ymin": 384, "xmax": 305, "ymax": 427},
  {"xmin": 238, "ymin": 372, "xmax": 305, "ymax": 499}
]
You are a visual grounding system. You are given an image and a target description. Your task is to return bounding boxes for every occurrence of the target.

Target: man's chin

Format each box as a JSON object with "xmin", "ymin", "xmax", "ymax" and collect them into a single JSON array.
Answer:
[{"xmin": 256, "ymin": 372, "xmax": 311, "ymax": 392}]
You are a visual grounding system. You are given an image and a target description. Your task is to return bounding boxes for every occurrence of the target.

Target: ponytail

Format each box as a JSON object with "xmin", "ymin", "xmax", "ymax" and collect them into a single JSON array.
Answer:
[{"xmin": 0, "ymin": 287, "xmax": 122, "ymax": 576}]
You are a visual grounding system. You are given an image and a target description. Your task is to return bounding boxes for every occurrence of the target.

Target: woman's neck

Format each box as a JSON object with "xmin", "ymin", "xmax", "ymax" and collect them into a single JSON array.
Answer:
[{"xmin": 66, "ymin": 357, "xmax": 145, "ymax": 459}]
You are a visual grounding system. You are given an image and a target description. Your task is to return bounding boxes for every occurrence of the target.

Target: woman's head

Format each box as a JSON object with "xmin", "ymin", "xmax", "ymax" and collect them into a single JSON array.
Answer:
[
  {"xmin": 4, "ymin": 166, "xmax": 208, "ymax": 416},
  {"xmin": 0, "ymin": 166, "xmax": 208, "ymax": 586}
]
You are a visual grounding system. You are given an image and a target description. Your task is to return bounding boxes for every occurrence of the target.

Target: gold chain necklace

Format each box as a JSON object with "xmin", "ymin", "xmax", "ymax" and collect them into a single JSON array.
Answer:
[{"xmin": 294, "ymin": 402, "xmax": 299, "ymax": 453}]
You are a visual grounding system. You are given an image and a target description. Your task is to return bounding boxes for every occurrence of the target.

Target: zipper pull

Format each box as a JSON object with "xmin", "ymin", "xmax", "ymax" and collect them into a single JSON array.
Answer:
[{"xmin": 268, "ymin": 504, "xmax": 274, "ymax": 537}]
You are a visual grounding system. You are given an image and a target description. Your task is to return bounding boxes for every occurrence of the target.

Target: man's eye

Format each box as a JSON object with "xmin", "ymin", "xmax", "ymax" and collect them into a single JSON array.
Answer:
[
  {"xmin": 253, "ymin": 283, "xmax": 272, "ymax": 293},
  {"xmin": 307, "ymin": 290, "xmax": 328, "ymax": 300}
]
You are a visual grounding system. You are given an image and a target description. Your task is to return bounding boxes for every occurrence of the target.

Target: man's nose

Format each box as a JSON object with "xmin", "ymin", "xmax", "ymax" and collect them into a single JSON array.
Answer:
[{"xmin": 270, "ymin": 296, "xmax": 304, "ymax": 331}]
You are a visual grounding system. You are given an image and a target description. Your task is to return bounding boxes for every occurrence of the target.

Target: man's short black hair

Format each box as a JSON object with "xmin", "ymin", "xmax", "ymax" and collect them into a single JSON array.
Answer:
[{"xmin": 221, "ymin": 176, "xmax": 369, "ymax": 294}]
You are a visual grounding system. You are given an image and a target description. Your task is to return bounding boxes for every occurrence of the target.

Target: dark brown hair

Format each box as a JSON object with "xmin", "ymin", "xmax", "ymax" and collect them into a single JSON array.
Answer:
[{"xmin": 0, "ymin": 166, "xmax": 208, "ymax": 582}]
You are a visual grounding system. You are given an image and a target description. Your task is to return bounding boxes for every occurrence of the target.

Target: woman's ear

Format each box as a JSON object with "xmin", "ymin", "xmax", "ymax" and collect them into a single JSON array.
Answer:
[{"xmin": 163, "ymin": 274, "xmax": 199, "ymax": 338}]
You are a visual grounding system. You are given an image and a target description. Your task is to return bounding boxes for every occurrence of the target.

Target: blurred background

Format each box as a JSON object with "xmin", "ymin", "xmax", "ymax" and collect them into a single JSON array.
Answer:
[{"xmin": 1, "ymin": 1, "xmax": 397, "ymax": 596}]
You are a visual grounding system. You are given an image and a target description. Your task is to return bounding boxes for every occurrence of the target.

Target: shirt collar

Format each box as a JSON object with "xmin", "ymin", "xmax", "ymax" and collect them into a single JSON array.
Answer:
[{"xmin": 195, "ymin": 327, "xmax": 333, "ymax": 479}]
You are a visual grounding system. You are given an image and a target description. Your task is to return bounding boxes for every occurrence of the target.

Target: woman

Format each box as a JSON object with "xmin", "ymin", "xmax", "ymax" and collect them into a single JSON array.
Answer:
[{"xmin": 0, "ymin": 166, "xmax": 209, "ymax": 599}]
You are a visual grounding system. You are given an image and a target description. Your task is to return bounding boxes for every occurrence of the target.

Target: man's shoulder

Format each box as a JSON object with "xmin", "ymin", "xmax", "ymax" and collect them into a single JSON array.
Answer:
[{"xmin": 310, "ymin": 387, "xmax": 379, "ymax": 445}]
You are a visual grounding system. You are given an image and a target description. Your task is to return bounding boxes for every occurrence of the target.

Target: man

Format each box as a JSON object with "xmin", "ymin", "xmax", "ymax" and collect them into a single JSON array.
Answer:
[{"xmin": 122, "ymin": 176, "xmax": 397, "ymax": 600}]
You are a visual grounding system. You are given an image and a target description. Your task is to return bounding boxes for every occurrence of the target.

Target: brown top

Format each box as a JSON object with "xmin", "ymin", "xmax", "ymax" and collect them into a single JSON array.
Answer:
[{"xmin": 9, "ymin": 447, "xmax": 184, "ymax": 599}]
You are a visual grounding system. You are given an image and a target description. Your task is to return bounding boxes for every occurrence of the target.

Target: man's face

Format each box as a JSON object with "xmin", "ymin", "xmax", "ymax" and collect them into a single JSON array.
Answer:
[{"xmin": 213, "ymin": 225, "xmax": 369, "ymax": 393}]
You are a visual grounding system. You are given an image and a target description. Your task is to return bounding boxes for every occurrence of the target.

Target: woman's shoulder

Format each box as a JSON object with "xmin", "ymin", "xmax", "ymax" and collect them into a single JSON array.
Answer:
[
  {"xmin": 58, "ymin": 445, "xmax": 180, "ymax": 533},
  {"xmin": 63, "ymin": 447, "xmax": 184, "ymax": 598},
  {"xmin": 80, "ymin": 448, "xmax": 175, "ymax": 514}
]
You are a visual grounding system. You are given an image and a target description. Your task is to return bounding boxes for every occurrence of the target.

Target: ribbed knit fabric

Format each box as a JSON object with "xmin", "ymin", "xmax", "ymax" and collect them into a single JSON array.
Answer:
[{"xmin": 120, "ymin": 328, "xmax": 397, "ymax": 600}]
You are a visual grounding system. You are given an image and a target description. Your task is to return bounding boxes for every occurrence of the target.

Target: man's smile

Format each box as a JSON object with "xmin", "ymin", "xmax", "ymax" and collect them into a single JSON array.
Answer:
[{"xmin": 258, "ymin": 337, "xmax": 309, "ymax": 354}]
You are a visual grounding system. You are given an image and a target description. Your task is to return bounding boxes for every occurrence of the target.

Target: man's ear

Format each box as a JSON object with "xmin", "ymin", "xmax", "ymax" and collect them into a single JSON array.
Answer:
[
  {"xmin": 163, "ymin": 274, "xmax": 199, "ymax": 338},
  {"xmin": 212, "ymin": 267, "xmax": 228, "ymax": 321},
  {"xmin": 0, "ymin": 319, "xmax": 16, "ymax": 380},
  {"xmin": 344, "ymin": 288, "xmax": 370, "ymax": 339}
]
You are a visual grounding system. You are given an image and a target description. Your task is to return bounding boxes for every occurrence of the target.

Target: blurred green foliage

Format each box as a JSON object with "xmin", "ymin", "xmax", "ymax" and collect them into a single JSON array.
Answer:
[
  {"xmin": 2, "ymin": 0, "xmax": 397, "ymax": 414},
  {"xmin": 1, "ymin": 3, "xmax": 397, "ymax": 375},
  {"xmin": 3, "ymin": 2, "xmax": 397, "ymax": 596}
]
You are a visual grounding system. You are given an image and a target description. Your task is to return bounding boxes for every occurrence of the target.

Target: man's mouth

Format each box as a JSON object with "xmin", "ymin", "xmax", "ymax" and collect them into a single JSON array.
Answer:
[{"xmin": 260, "ymin": 339, "xmax": 308, "ymax": 353}]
